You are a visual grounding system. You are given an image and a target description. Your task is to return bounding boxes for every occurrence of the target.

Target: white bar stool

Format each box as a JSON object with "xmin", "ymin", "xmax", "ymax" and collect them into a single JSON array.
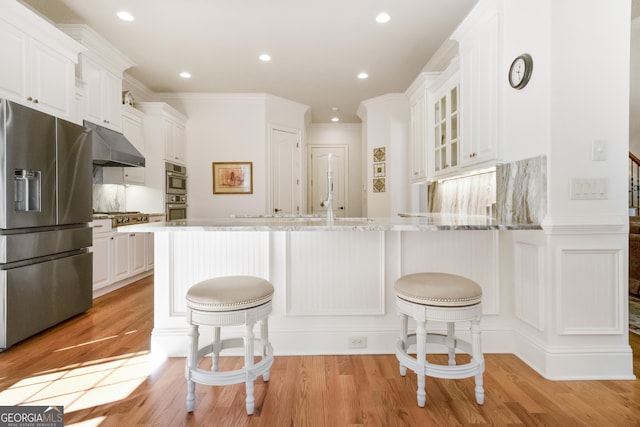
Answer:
[
  {"xmin": 185, "ymin": 275, "xmax": 274, "ymax": 415},
  {"xmin": 394, "ymin": 272, "xmax": 484, "ymax": 407}
]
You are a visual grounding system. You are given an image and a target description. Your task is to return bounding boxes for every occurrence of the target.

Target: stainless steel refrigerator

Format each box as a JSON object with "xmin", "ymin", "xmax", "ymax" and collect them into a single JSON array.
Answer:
[{"xmin": 0, "ymin": 99, "xmax": 93, "ymax": 351}]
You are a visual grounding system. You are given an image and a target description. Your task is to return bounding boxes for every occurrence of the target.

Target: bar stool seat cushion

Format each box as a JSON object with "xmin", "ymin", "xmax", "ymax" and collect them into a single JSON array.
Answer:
[
  {"xmin": 186, "ymin": 276, "xmax": 274, "ymax": 312},
  {"xmin": 394, "ymin": 272, "xmax": 482, "ymax": 307}
]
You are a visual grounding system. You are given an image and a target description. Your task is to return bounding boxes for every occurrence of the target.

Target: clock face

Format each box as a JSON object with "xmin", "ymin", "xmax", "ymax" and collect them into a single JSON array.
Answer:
[
  {"xmin": 510, "ymin": 58, "xmax": 525, "ymax": 85},
  {"xmin": 509, "ymin": 54, "xmax": 533, "ymax": 89}
]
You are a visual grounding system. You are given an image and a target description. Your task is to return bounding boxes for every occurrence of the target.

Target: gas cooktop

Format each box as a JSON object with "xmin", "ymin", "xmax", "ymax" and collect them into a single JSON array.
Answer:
[{"xmin": 94, "ymin": 211, "xmax": 150, "ymax": 227}]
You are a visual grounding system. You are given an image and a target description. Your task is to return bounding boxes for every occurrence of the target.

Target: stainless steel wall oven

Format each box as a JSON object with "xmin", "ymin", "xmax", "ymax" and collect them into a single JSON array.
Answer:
[
  {"xmin": 166, "ymin": 162, "xmax": 186, "ymax": 195},
  {"xmin": 166, "ymin": 162, "xmax": 187, "ymax": 220}
]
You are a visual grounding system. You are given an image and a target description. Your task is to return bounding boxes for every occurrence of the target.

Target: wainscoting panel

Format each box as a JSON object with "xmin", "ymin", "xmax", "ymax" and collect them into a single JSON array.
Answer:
[
  {"xmin": 514, "ymin": 242, "xmax": 544, "ymax": 331},
  {"xmin": 558, "ymin": 248, "xmax": 623, "ymax": 335},
  {"xmin": 286, "ymin": 231, "xmax": 385, "ymax": 316},
  {"xmin": 169, "ymin": 231, "xmax": 270, "ymax": 315},
  {"xmin": 400, "ymin": 231, "xmax": 499, "ymax": 314}
]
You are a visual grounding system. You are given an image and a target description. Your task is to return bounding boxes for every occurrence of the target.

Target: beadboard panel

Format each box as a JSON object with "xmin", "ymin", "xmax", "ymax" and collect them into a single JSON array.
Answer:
[
  {"xmin": 557, "ymin": 248, "xmax": 623, "ymax": 335},
  {"xmin": 286, "ymin": 231, "xmax": 385, "ymax": 315},
  {"xmin": 514, "ymin": 242, "xmax": 544, "ymax": 331},
  {"xmin": 399, "ymin": 230, "xmax": 499, "ymax": 314},
  {"xmin": 169, "ymin": 231, "xmax": 270, "ymax": 315}
]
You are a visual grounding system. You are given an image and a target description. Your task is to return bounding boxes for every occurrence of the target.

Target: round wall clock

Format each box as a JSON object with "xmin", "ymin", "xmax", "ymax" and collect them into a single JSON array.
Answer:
[{"xmin": 508, "ymin": 54, "xmax": 533, "ymax": 90}]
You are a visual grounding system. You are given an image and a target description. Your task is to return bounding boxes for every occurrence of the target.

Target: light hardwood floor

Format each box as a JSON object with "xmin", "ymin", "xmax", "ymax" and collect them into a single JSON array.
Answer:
[{"xmin": 1, "ymin": 276, "xmax": 639, "ymax": 426}]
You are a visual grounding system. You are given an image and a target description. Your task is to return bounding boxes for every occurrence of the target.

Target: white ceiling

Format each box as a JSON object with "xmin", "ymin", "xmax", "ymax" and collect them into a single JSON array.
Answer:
[{"xmin": 20, "ymin": 0, "xmax": 477, "ymax": 123}]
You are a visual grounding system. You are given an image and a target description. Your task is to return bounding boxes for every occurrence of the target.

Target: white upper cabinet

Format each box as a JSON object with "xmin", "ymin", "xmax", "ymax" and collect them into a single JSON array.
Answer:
[
  {"xmin": 163, "ymin": 117, "xmax": 187, "ymax": 165},
  {"xmin": 137, "ymin": 103, "xmax": 187, "ymax": 166},
  {"xmin": 451, "ymin": 0, "xmax": 502, "ymax": 168},
  {"xmin": 407, "ymin": 72, "xmax": 440, "ymax": 182},
  {"xmin": 58, "ymin": 24, "xmax": 134, "ymax": 132},
  {"xmin": 122, "ymin": 106, "xmax": 146, "ymax": 184},
  {"xmin": 0, "ymin": 3, "xmax": 83, "ymax": 120},
  {"xmin": 427, "ymin": 61, "xmax": 461, "ymax": 178},
  {"xmin": 104, "ymin": 105, "xmax": 146, "ymax": 185},
  {"xmin": 82, "ymin": 56, "xmax": 123, "ymax": 130},
  {"xmin": 432, "ymin": 75, "xmax": 460, "ymax": 176}
]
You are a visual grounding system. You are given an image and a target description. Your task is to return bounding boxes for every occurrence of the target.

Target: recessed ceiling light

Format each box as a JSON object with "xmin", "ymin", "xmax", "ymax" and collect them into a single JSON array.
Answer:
[
  {"xmin": 331, "ymin": 117, "xmax": 340, "ymax": 122},
  {"xmin": 179, "ymin": 72, "xmax": 191, "ymax": 79},
  {"xmin": 376, "ymin": 12, "xmax": 390, "ymax": 24},
  {"xmin": 117, "ymin": 11, "xmax": 134, "ymax": 22},
  {"xmin": 357, "ymin": 72, "xmax": 369, "ymax": 79},
  {"xmin": 259, "ymin": 54, "xmax": 271, "ymax": 62},
  {"xmin": 331, "ymin": 107, "xmax": 339, "ymax": 111}
]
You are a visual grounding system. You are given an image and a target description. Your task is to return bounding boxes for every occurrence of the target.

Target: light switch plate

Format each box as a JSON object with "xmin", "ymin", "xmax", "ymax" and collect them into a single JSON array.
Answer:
[
  {"xmin": 592, "ymin": 140, "xmax": 607, "ymax": 161},
  {"xmin": 570, "ymin": 178, "xmax": 608, "ymax": 200}
]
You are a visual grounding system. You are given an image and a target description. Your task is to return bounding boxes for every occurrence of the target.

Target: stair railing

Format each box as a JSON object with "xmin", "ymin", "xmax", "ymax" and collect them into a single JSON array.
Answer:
[{"xmin": 630, "ymin": 152, "xmax": 640, "ymax": 212}]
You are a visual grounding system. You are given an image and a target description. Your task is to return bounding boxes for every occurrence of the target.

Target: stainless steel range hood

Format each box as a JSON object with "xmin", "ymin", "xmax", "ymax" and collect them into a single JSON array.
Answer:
[{"xmin": 85, "ymin": 121, "xmax": 145, "ymax": 167}]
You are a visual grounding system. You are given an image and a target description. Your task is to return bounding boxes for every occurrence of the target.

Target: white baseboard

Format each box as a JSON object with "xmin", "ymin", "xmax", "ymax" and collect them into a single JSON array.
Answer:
[
  {"xmin": 92, "ymin": 270, "xmax": 152, "ymax": 299},
  {"xmin": 151, "ymin": 326, "xmax": 516, "ymax": 358},
  {"xmin": 514, "ymin": 330, "xmax": 636, "ymax": 380}
]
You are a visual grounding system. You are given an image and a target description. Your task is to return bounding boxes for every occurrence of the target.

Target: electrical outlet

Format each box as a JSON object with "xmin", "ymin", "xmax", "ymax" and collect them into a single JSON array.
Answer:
[{"xmin": 348, "ymin": 336, "xmax": 367, "ymax": 349}]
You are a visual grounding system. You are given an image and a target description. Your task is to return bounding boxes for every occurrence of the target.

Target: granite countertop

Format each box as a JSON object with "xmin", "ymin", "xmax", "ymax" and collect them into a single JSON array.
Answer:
[
  {"xmin": 118, "ymin": 213, "xmax": 542, "ymax": 232},
  {"xmin": 92, "ymin": 212, "xmax": 165, "ymax": 220}
]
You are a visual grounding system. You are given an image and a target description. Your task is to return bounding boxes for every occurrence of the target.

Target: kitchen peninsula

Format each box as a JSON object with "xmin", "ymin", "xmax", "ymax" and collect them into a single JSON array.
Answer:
[{"xmin": 121, "ymin": 215, "xmax": 566, "ymax": 372}]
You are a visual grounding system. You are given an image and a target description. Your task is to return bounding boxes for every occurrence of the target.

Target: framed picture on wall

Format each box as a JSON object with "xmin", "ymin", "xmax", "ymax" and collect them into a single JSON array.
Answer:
[{"xmin": 212, "ymin": 162, "xmax": 253, "ymax": 194}]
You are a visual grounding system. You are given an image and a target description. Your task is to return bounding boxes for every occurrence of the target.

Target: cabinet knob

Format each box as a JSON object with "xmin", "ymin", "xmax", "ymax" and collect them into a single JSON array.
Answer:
[
  {"xmin": 33, "ymin": 99, "xmax": 38, "ymax": 104},
  {"xmin": 130, "ymin": 233, "xmax": 135, "ymax": 237},
  {"xmin": 110, "ymin": 237, "xmax": 114, "ymax": 240},
  {"xmin": 27, "ymin": 96, "xmax": 32, "ymax": 101}
]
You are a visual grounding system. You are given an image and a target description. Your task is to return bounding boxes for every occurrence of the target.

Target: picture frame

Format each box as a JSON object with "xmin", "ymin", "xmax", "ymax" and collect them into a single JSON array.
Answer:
[
  {"xmin": 373, "ymin": 162, "xmax": 386, "ymax": 178},
  {"xmin": 212, "ymin": 162, "xmax": 253, "ymax": 194}
]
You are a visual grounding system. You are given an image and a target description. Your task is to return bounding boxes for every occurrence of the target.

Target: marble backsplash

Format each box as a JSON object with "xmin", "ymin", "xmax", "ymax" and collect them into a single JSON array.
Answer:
[
  {"xmin": 428, "ymin": 170, "xmax": 496, "ymax": 216},
  {"xmin": 496, "ymin": 155, "xmax": 547, "ymax": 224},
  {"xmin": 428, "ymin": 155, "xmax": 547, "ymax": 224},
  {"xmin": 93, "ymin": 166, "xmax": 126, "ymax": 212}
]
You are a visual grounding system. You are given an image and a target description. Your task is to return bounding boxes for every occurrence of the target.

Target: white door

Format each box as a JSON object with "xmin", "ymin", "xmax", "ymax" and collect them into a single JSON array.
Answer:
[
  {"xmin": 310, "ymin": 146, "xmax": 347, "ymax": 216},
  {"xmin": 270, "ymin": 128, "xmax": 301, "ymax": 215}
]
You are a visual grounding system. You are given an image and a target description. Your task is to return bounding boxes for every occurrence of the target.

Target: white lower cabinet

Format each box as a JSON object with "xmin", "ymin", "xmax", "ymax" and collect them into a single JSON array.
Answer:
[
  {"xmin": 112, "ymin": 233, "xmax": 132, "ymax": 282},
  {"xmin": 113, "ymin": 231, "xmax": 146, "ymax": 281},
  {"xmin": 131, "ymin": 232, "xmax": 147, "ymax": 275},
  {"xmin": 91, "ymin": 219, "xmax": 154, "ymax": 296},
  {"xmin": 91, "ymin": 221, "xmax": 113, "ymax": 291}
]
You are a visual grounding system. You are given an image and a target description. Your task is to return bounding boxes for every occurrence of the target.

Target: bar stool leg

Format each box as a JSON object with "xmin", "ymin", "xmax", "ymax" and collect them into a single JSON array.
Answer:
[
  {"xmin": 211, "ymin": 326, "xmax": 221, "ymax": 372},
  {"xmin": 471, "ymin": 318, "xmax": 485, "ymax": 404},
  {"xmin": 260, "ymin": 318, "xmax": 271, "ymax": 381},
  {"xmin": 416, "ymin": 321, "xmax": 427, "ymax": 407},
  {"xmin": 398, "ymin": 313, "xmax": 408, "ymax": 376},
  {"xmin": 244, "ymin": 321, "xmax": 256, "ymax": 415},
  {"xmin": 186, "ymin": 324, "xmax": 199, "ymax": 412},
  {"xmin": 446, "ymin": 322, "xmax": 456, "ymax": 366}
]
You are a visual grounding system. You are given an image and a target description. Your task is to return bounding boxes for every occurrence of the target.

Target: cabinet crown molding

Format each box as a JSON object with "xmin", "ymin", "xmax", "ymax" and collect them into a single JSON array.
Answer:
[
  {"xmin": 405, "ymin": 72, "xmax": 440, "ymax": 100},
  {"xmin": 58, "ymin": 24, "xmax": 135, "ymax": 74},
  {"xmin": 4, "ymin": 1, "xmax": 85, "ymax": 61},
  {"xmin": 451, "ymin": 0, "xmax": 503, "ymax": 43},
  {"xmin": 135, "ymin": 102, "xmax": 187, "ymax": 122}
]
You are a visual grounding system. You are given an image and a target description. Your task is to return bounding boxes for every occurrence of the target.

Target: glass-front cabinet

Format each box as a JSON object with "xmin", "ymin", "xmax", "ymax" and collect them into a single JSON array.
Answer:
[{"xmin": 432, "ymin": 77, "xmax": 460, "ymax": 176}]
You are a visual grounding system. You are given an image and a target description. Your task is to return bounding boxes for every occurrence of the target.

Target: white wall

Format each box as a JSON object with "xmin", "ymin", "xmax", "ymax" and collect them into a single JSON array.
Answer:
[
  {"xmin": 546, "ymin": 0, "xmax": 629, "ymax": 221},
  {"xmin": 630, "ymin": 0, "xmax": 640, "ymax": 156},
  {"xmin": 156, "ymin": 94, "xmax": 308, "ymax": 219},
  {"xmin": 358, "ymin": 94, "xmax": 411, "ymax": 217},
  {"xmin": 501, "ymin": 0, "xmax": 550, "ymax": 163},
  {"xmin": 307, "ymin": 123, "xmax": 363, "ymax": 217}
]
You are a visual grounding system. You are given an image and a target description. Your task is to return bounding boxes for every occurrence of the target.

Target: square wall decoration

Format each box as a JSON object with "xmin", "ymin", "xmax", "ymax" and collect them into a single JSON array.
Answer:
[
  {"xmin": 373, "ymin": 178, "xmax": 385, "ymax": 193},
  {"xmin": 373, "ymin": 147, "xmax": 386, "ymax": 162},
  {"xmin": 372, "ymin": 147, "xmax": 386, "ymax": 192}
]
